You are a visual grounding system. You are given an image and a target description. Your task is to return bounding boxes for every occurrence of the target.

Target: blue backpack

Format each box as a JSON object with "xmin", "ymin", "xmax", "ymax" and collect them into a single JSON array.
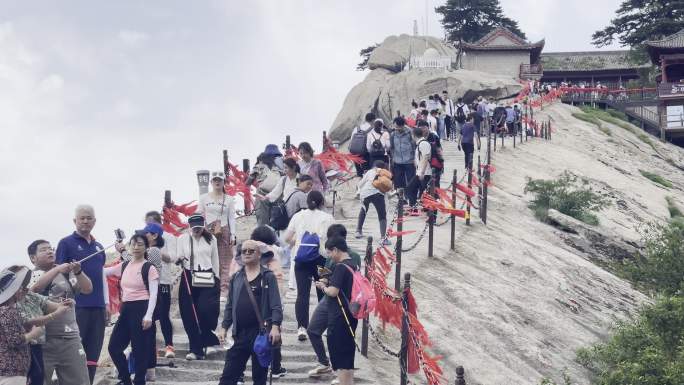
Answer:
[{"xmin": 295, "ymin": 231, "xmax": 321, "ymax": 262}]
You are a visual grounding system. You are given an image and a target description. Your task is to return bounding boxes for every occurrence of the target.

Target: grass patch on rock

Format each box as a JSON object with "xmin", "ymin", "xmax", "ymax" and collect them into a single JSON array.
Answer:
[
  {"xmin": 639, "ymin": 169, "xmax": 672, "ymax": 188},
  {"xmin": 524, "ymin": 171, "xmax": 609, "ymax": 226}
]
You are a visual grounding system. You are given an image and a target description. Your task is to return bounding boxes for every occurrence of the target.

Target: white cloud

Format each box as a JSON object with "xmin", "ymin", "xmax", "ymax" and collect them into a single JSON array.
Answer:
[{"xmin": 118, "ymin": 29, "xmax": 149, "ymax": 47}]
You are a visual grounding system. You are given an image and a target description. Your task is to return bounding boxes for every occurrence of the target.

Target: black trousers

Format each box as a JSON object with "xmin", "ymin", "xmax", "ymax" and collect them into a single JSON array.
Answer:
[
  {"xmin": 154, "ymin": 284, "xmax": 173, "ymax": 347},
  {"xmin": 28, "ymin": 344, "xmax": 43, "ymax": 385},
  {"xmin": 218, "ymin": 328, "xmax": 268, "ymax": 385},
  {"xmin": 391, "ymin": 163, "xmax": 415, "ymax": 189},
  {"xmin": 357, "ymin": 193, "xmax": 387, "ymax": 236},
  {"xmin": 179, "ymin": 270, "xmax": 220, "ymax": 355},
  {"xmin": 406, "ymin": 174, "xmax": 432, "ymax": 207},
  {"xmin": 108, "ymin": 300, "xmax": 153, "ymax": 385},
  {"xmin": 462, "ymin": 143, "xmax": 475, "ymax": 170},
  {"xmin": 444, "ymin": 115, "xmax": 453, "ymax": 140},
  {"xmin": 75, "ymin": 307, "xmax": 106, "ymax": 384},
  {"xmin": 294, "ymin": 257, "xmax": 325, "ymax": 328}
]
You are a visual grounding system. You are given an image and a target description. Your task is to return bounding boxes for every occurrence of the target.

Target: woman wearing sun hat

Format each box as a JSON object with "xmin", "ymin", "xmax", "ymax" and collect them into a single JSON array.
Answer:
[{"xmin": 0, "ymin": 266, "xmax": 44, "ymax": 384}]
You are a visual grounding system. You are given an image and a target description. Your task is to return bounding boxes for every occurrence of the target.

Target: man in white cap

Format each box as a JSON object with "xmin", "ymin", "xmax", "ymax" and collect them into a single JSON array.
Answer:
[{"xmin": 0, "ymin": 266, "xmax": 44, "ymax": 385}]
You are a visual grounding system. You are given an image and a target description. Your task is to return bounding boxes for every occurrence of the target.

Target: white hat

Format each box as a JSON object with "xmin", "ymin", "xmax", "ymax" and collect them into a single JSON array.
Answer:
[
  {"xmin": 0, "ymin": 266, "xmax": 29, "ymax": 305},
  {"xmin": 210, "ymin": 171, "xmax": 225, "ymax": 180}
]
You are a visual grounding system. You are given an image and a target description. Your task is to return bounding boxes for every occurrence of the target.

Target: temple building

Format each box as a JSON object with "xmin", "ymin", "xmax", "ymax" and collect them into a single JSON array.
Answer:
[
  {"xmin": 645, "ymin": 29, "xmax": 684, "ymax": 139},
  {"xmin": 540, "ymin": 51, "xmax": 649, "ymax": 88},
  {"xmin": 460, "ymin": 27, "xmax": 545, "ymax": 79}
]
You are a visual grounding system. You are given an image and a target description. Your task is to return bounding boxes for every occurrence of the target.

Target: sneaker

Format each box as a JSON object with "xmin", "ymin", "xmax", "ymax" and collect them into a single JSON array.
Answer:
[
  {"xmin": 297, "ymin": 327, "xmax": 308, "ymax": 341},
  {"xmin": 270, "ymin": 367, "xmax": 288, "ymax": 378},
  {"xmin": 308, "ymin": 364, "xmax": 333, "ymax": 377},
  {"xmin": 145, "ymin": 368, "xmax": 156, "ymax": 382},
  {"xmin": 164, "ymin": 346, "xmax": 175, "ymax": 359},
  {"xmin": 354, "ymin": 231, "xmax": 364, "ymax": 239},
  {"xmin": 185, "ymin": 352, "xmax": 200, "ymax": 361},
  {"xmin": 330, "ymin": 378, "xmax": 340, "ymax": 385},
  {"xmin": 237, "ymin": 374, "xmax": 245, "ymax": 385}
]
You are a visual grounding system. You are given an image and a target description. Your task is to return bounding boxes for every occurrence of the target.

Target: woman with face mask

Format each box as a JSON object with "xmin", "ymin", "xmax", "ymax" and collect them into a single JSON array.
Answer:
[
  {"xmin": 105, "ymin": 234, "xmax": 160, "ymax": 385},
  {"xmin": 174, "ymin": 214, "xmax": 221, "ymax": 361}
]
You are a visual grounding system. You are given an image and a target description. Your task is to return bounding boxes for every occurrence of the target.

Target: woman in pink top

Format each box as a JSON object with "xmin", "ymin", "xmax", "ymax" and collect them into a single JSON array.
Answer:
[{"xmin": 105, "ymin": 234, "xmax": 159, "ymax": 385}]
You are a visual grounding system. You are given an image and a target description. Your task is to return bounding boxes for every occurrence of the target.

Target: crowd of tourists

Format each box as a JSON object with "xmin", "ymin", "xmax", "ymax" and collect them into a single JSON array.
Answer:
[{"xmin": 0, "ymin": 91, "xmax": 495, "ymax": 385}]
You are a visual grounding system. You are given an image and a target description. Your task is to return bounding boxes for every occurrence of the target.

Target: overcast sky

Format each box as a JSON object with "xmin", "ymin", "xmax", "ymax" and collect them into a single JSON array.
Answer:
[{"xmin": 1, "ymin": 0, "xmax": 622, "ymax": 265}]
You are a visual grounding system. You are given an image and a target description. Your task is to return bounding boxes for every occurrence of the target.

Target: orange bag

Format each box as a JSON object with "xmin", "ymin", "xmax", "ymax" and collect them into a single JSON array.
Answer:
[{"xmin": 372, "ymin": 168, "xmax": 394, "ymax": 193}]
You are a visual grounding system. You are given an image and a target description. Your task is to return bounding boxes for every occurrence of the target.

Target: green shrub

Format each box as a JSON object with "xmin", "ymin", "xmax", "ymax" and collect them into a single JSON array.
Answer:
[
  {"xmin": 639, "ymin": 169, "xmax": 673, "ymax": 188},
  {"xmin": 539, "ymin": 370, "xmax": 573, "ymax": 385},
  {"xmin": 606, "ymin": 109, "xmax": 628, "ymax": 121},
  {"xmin": 572, "ymin": 111, "xmax": 612, "ymax": 136},
  {"xmin": 666, "ymin": 197, "xmax": 683, "ymax": 219},
  {"xmin": 621, "ymin": 221, "xmax": 684, "ymax": 296},
  {"xmin": 524, "ymin": 172, "xmax": 610, "ymax": 225},
  {"xmin": 577, "ymin": 295, "xmax": 684, "ymax": 385}
]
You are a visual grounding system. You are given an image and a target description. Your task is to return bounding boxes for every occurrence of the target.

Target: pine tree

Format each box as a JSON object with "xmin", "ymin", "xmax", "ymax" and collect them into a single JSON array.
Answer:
[
  {"xmin": 592, "ymin": 0, "xmax": 684, "ymax": 48},
  {"xmin": 357, "ymin": 44, "xmax": 379, "ymax": 71},
  {"xmin": 435, "ymin": 0, "xmax": 527, "ymax": 44}
]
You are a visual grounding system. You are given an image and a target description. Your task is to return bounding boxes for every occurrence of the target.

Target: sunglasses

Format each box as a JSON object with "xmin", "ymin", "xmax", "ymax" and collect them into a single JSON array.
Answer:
[{"xmin": 242, "ymin": 248, "xmax": 258, "ymax": 255}]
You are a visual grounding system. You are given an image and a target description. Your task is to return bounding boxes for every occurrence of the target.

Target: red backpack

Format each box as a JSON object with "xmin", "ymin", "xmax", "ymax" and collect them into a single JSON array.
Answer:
[{"xmin": 342, "ymin": 264, "xmax": 376, "ymax": 319}]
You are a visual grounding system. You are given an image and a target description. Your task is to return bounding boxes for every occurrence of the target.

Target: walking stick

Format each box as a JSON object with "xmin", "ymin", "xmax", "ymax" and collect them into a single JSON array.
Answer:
[
  {"xmin": 180, "ymin": 264, "xmax": 203, "ymax": 337},
  {"xmin": 337, "ymin": 295, "xmax": 360, "ymax": 352}
]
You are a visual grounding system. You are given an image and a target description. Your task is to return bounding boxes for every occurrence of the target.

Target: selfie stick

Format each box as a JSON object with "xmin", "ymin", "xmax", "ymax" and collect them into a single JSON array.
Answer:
[{"xmin": 77, "ymin": 229, "xmax": 125, "ymax": 264}]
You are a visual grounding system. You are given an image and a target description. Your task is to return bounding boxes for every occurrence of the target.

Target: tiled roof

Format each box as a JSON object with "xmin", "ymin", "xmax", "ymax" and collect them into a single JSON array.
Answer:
[
  {"xmin": 540, "ymin": 51, "xmax": 649, "ymax": 72},
  {"xmin": 645, "ymin": 29, "xmax": 684, "ymax": 49},
  {"xmin": 461, "ymin": 27, "xmax": 544, "ymax": 51}
]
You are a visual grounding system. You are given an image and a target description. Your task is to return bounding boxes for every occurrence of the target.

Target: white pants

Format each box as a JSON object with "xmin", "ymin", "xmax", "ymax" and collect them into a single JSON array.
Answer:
[{"xmin": 0, "ymin": 376, "xmax": 26, "ymax": 385}]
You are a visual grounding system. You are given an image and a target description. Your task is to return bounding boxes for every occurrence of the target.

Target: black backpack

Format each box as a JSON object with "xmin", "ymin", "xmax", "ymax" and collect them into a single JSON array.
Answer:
[
  {"xmin": 120, "ymin": 260, "xmax": 152, "ymax": 292},
  {"xmin": 269, "ymin": 191, "xmax": 297, "ymax": 231},
  {"xmin": 455, "ymin": 104, "xmax": 466, "ymax": 123},
  {"xmin": 349, "ymin": 127, "xmax": 372, "ymax": 155},
  {"xmin": 369, "ymin": 132, "xmax": 385, "ymax": 158}
]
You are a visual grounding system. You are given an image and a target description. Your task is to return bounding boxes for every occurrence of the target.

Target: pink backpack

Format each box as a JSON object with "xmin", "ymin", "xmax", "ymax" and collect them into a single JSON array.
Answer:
[{"xmin": 342, "ymin": 264, "xmax": 376, "ymax": 319}]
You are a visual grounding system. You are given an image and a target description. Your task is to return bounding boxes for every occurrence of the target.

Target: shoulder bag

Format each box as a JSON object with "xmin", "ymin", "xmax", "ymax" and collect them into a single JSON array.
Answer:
[{"xmin": 189, "ymin": 236, "xmax": 215, "ymax": 288}]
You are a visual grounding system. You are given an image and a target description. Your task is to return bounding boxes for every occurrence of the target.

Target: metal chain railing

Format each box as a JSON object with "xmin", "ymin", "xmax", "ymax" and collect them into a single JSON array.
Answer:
[
  {"xmin": 368, "ymin": 323, "xmax": 401, "ymax": 358},
  {"xmin": 401, "ymin": 222, "xmax": 429, "ymax": 252}
]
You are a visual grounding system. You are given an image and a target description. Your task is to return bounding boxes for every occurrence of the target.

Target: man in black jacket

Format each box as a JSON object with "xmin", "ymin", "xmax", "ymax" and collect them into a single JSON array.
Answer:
[{"xmin": 218, "ymin": 239, "xmax": 283, "ymax": 385}]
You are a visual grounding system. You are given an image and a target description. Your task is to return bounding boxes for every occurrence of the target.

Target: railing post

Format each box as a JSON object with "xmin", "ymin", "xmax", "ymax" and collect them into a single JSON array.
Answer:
[
  {"xmin": 477, "ymin": 155, "xmax": 483, "ymax": 220},
  {"xmin": 242, "ymin": 158, "xmax": 251, "ymax": 213},
  {"xmin": 322, "ymin": 130, "xmax": 327, "ymax": 153},
  {"xmin": 513, "ymin": 123, "xmax": 516, "ymax": 148},
  {"xmin": 394, "ymin": 190, "xmax": 404, "ymax": 292},
  {"xmin": 520, "ymin": 118, "xmax": 523, "ymax": 143},
  {"xmin": 223, "ymin": 149, "xmax": 229, "ymax": 179},
  {"xmin": 399, "ymin": 273, "xmax": 411, "ymax": 385},
  {"xmin": 530, "ymin": 106, "xmax": 535, "ymax": 137},
  {"xmin": 548, "ymin": 119, "xmax": 552, "ymax": 140},
  {"xmin": 466, "ymin": 169, "xmax": 472, "ymax": 226},
  {"xmin": 456, "ymin": 366, "xmax": 466, "ymax": 385},
  {"xmin": 450, "ymin": 170, "xmax": 457, "ymax": 250},
  {"xmin": 285, "ymin": 135, "xmax": 291, "ymax": 154},
  {"xmin": 164, "ymin": 190, "xmax": 172, "ymax": 208},
  {"xmin": 361, "ymin": 236, "xmax": 373, "ymax": 358},
  {"xmin": 428, "ymin": 181, "xmax": 435, "ymax": 258}
]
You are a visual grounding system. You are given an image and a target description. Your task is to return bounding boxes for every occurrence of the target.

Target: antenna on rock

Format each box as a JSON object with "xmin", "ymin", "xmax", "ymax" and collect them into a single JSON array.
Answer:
[{"xmin": 413, "ymin": 20, "xmax": 418, "ymax": 36}]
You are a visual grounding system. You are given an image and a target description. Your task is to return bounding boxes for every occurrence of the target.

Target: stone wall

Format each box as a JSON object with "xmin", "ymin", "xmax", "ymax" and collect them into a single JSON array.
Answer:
[{"xmin": 462, "ymin": 51, "xmax": 529, "ymax": 79}]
